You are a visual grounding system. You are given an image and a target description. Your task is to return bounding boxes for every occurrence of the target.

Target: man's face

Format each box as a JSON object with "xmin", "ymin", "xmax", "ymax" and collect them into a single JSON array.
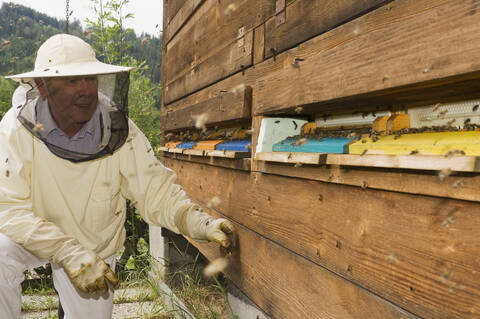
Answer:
[{"xmin": 38, "ymin": 76, "xmax": 99, "ymax": 132}]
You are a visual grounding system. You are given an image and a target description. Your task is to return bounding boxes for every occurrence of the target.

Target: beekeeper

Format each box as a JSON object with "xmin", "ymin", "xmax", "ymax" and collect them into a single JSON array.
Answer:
[{"xmin": 0, "ymin": 33, "xmax": 236, "ymax": 319}]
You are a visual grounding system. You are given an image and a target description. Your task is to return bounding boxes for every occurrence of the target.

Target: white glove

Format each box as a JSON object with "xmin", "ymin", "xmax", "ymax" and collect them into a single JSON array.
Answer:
[
  {"xmin": 175, "ymin": 209, "xmax": 237, "ymax": 249},
  {"xmin": 205, "ymin": 218, "xmax": 236, "ymax": 249}
]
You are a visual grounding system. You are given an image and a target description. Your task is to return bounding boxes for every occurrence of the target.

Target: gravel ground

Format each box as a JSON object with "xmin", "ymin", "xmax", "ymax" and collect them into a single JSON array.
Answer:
[{"xmin": 21, "ymin": 287, "xmax": 173, "ymax": 319}]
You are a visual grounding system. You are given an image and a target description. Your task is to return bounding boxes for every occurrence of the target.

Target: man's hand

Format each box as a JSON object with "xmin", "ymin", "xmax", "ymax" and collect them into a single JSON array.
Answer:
[
  {"xmin": 205, "ymin": 218, "xmax": 237, "ymax": 249},
  {"xmin": 62, "ymin": 254, "xmax": 119, "ymax": 294}
]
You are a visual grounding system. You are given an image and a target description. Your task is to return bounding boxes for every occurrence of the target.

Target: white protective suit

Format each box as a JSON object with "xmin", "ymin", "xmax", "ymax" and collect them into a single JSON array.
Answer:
[{"xmin": 0, "ymin": 95, "xmax": 210, "ymax": 262}]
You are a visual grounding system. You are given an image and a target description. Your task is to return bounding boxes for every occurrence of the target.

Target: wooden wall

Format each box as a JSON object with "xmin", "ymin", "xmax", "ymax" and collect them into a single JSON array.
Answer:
[{"xmin": 161, "ymin": 1, "xmax": 480, "ymax": 318}]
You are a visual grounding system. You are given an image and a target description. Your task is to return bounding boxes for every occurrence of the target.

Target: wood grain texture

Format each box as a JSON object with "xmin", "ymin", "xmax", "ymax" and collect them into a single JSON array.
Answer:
[
  {"xmin": 187, "ymin": 212, "xmax": 419, "ymax": 319},
  {"xmin": 255, "ymin": 161, "xmax": 480, "ymax": 202},
  {"xmin": 254, "ymin": 0, "xmax": 480, "ymax": 115},
  {"xmin": 253, "ymin": 24, "xmax": 265, "ymax": 65},
  {"xmin": 163, "ymin": 157, "xmax": 480, "ymax": 319},
  {"xmin": 162, "ymin": 85, "xmax": 252, "ymax": 131},
  {"xmin": 164, "ymin": 0, "xmax": 275, "ymax": 86},
  {"xmin": 326, "ymin": 154, "xmax": 480, "ymax": 172},
  {"xmin": 255, "ymin": 151, "xmax": 327, "ymax": 164},
  {"xmin": 163, "ymin": 0, "xmax": 184, "ymax": 30},
  {"xmin": 165, "ymin": 29, "xmax": 253, "ymax": 104},
  {"xmin": 264, "ymin": 0, "xmax": 387, "ymax": 59},
  {"xmin": 160, "ymin": 153, "xmax": 251, "ymax": 171},
  {"xmin": 164, "ymin": 0, "xmax": 205, "ymax": 45}
]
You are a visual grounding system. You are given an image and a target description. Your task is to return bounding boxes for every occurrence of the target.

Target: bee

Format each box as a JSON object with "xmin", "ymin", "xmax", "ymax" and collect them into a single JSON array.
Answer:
[
  {"xmin": 453, "ymin": 179, "xmax": 464, "ymax": 188},
  {"xmin": 33, "ymin": 123, "xmax": 45, "ymax": 132},
  {"xmin": 207, "ymin": 196, "xmax": 222, "ymax": 208},
  {"xmin": 446, "ymin": 119, "xmax": 456, "ymax": 126},
  {"xmin": 437, "ymin": 168, "xmax": 452, "ymax": 181},
  {"xmin": 410, "ymin": 150, "xmax": 419, "ymax": 155},
  {"xmin": 445, "ymin": 149, "xmax": 466, "ymax": 158},
  {"xmin": 291, "ymin": 138, "xmax": 307, "ymax": 146},
  {"xmin": 294, "ymin": 163, "xmax": 303, "ymax": 167},
  {"xmin": 473, "ymin": 104, "xmax": 479, "ymax": 112},
  {"xmin": 442, "ymin": 216, "xmax": 455, "ymax": 228},
  {"xmin": 203, "ymin": 257, "xmax": 230, "ymax": 277},
  {"xmin": 360, "ymin": 149, "xmax": 368, "ymax": 156},
  {"xmin": 318, "ymin": 194, "xmax": 323, "ymax": 201},
  {"xmin": 464, "ymin": 118, "xmax": 471, "ymax": 125},
  {"xmin": 361, "ymin": 181, "xmax": 368, "ymax": 190},
  {"xmin": 438, "ymin": 110, "xmax": 448, "ymax": 118},
  {"xmin": 294, "ymin": 106, "xmax": 304, "ymax": 114},
  {"xmin": 385, "ymin": 253, "xmax": 398, "ymax": 264},
  {"xmin": 5, "ymin": 170, "xmax": 9, "ymax": 177},
  {"xmin": 274, "ymin": 120, "xmax": 280, "ymax": 124},
  {"xmin": 432, "ymin": 103, "xmax": 441, "ymax": 111}
]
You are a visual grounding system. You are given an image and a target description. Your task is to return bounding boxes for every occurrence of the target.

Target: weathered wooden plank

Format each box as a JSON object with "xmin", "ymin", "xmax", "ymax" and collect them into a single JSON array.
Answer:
[
  {"xmin": 265, "ymin": 0, "xmax": 387, "ymax": 59},
  {"xmin": 255, "ymin": 161, "xmax": 480, "ymax": 202},
  {"xmin": 160, "ymin": 153, "xmax": 251, "ymax": 171},
  {"xmin": 164, "ymin": 1, "xmax": 262, "ymax": 89},
  {"xmin": 183, "ymin": 149, "xmax": 204, "ymax": 156},
  {"xmin": 255, "ymin": 151, "xmax": 327, "ymax": 164},
  {"xmin": 253, "ymin": 24, "xmax": 265, "ymax": 65},
  {"xmin": 254, "ymin": 0, "xmax": 480, "ymax": 115},
  {"xmin": 164, "ymin": 158, "xmax": 480, "ymax": 319},
  {"xmin": 327, "ymin": 154, "xmax": 480, "ymax": 172},
  {"xmin": 162, "ymin": 85, "xmax": 252, "ymax": 131},
  {"xmin": 165, "ymin": 29, "xmax": 253, "ymax": 104},
  {"xmin": 164, "ymin": 0, "xmax": 205, "ymax": 45},
  {"xmin": 204, "ymin": 150, "xmax": 251, "ymax": 159},
  {"xmin": 187, "ymin": 214, "xmax": 419, "ymax": 319},
  {"xmin": 164, "ymin": 0, "xmax": 275, "ymax": 84},
  {"xmin": 163, "ymin": 0, "xmax": 184, "ymax": 30}
]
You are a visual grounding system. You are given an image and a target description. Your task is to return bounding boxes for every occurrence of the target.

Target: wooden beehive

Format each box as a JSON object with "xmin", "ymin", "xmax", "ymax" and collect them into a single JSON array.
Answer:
[{"xmin": 159, "ymin": 1, "xmax": 480, "ymax": 318}]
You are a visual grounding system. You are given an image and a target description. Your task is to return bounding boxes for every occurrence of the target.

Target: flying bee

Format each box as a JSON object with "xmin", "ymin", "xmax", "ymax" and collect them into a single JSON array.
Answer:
[
  {"xmin": 473, "ymin": 104, "xmax": 479, "ymax": 112},
  {"xmin": 33, "ymin": 123, "xmax": 45, "ymax": 132},
  {"xmin": 437, "ymin": 168, "xmax": 452, "ymax": 181},
  {"xmin": 360, "ymin": 149, "xmax": 368, "ymax": 156},
  {"xmin": 453, "ymin": 179, "xmax": 464, "ymax": 188},
  {"xmin": 291, "ymin": 138, "xmax": 307, "ymax": 146},
  {"xmin": 294, "ymin": 106, "xmax": 304, "ymax": 114},
  {"xmin": 432, "ymin": 103, "xmax": 441, "ymax": 111}
]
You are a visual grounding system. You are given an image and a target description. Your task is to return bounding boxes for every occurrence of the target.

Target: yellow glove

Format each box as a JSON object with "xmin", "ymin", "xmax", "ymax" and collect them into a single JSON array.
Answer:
[{"xmin": 61, "ymin": 250, "xmax": 119, "ymax": 294}]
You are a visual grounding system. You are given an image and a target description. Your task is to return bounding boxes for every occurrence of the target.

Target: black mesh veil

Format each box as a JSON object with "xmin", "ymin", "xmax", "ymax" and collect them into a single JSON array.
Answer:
[{"xmin": 14, "ymin": 72, "xmax": 130, "ymax": 162}]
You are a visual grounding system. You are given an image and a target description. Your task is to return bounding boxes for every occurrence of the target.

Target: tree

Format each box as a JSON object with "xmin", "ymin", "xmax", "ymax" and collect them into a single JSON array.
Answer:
[{"xmin": 86, "ymin": 0, "xmax": 162, "ymax": 278}]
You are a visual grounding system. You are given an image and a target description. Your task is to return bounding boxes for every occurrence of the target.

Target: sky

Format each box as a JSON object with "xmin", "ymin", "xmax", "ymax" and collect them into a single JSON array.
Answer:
[{"xmin": 0, "ymin": 0, "xmax": 163, "ymax": 37}]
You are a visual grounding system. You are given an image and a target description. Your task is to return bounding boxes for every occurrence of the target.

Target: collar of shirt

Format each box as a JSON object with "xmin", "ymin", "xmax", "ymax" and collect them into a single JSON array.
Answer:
[{"xmin": 35, "ymin": 98, "xmax": 99, "ymax": 141}]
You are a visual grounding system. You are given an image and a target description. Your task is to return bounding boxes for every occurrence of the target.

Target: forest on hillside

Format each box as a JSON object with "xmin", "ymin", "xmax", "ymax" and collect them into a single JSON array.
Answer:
[{"xmin": 0, "ymin": 2, "xmax": 163, "ymax": 82}]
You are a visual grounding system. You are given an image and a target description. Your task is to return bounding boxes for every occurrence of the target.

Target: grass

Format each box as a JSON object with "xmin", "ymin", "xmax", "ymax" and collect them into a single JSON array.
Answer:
[{"xmin": 21, "ymin": 242, "xmax": 231, "ymax": 319}]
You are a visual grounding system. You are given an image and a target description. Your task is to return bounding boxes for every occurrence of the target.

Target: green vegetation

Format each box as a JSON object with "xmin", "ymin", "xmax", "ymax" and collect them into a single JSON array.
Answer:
[{"xmin": 2, "ymin": 2, "xmax": 231, "ymax": 318}]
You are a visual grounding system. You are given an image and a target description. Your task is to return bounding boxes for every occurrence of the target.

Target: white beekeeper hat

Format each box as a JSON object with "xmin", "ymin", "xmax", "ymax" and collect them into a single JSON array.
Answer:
[{"xmin": 6, "ymin": 33, "xmax": 133, "ymax": 81}]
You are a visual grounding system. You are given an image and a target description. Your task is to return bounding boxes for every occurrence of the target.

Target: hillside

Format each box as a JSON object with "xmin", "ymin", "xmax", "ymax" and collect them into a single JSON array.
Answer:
[{"xmin": 0, "ymin": 2, "xmax": 162, "ymax": 83}]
